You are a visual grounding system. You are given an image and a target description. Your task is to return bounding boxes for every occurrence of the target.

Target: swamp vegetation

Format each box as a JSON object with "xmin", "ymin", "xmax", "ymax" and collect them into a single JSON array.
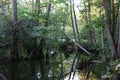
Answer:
[{"xmin": 0, "ymin": 0, "xmax": 120, "ymax": 80}]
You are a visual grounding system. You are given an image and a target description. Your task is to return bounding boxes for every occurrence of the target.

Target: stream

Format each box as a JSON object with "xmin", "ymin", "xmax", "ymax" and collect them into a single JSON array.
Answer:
[{"xmin": 0, "ymin": 58, "xmax": 98, "ymax": 80}]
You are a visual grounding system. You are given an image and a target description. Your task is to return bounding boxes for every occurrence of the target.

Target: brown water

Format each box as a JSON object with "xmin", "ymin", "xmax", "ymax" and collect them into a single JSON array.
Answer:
[
  {"xmin": 0, "ymin": 58, "xmax": 105, "ymax": 80},
  {"xmin": 0, "ymin": 59, "xmax": 61, "ymax": 80}
]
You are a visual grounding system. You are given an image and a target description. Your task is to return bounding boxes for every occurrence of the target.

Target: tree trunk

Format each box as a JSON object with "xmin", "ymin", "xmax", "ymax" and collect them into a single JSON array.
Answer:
[
  {"xmin": 100, "ymin": 6, "xmax": 106, "ymax": 58},
  {"xmin": 88, "ymin": 0, "xmax": 96, "ymax": 44},
  {"xmin": 73, "ymin": 0, "xmax": 80, "ymax": 42},
  {"xmin": 111, "ymin": 0, "xmax": 115, "ymax": 36},
  {"xmin": 12, "ymin": 0, "xmax": 19, "ymax": 59},
  {"xmin": 31, "ymin": 0, "xmax": 40, "ymax": 59},
  {"xmin": 44, "ymin": 2, "xmax": 51, "ymax": 27},
  {"xmin": 35, "ymin": 0, "xmax": 40, "ymax": 25},
  {"xmin": 70, "ymin": 0, "xmax": 78, "ymax": 42},
  {"xmin": 103, "ymin": 0, "xmax": 117, "ymax": 59},
  {"xmin": 70, "ymin": 8, "xmax": 77, "ymax": 41},
  {"xmin": 117, "ymin": 7, "xmax": 120, "ymax": 58},
  {"xmin": 31, "ymin": 0, "xmax": 35, "ymax": 13},
  {"xmin": 45, "ymin": 0, "xmax": 52, "ymax": 59}
]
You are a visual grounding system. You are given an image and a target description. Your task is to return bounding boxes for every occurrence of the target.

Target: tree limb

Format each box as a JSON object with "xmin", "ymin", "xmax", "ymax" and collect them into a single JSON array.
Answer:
[{"xmin": 63, "ymin": 32, "xmax": 91, "ymax": 55}]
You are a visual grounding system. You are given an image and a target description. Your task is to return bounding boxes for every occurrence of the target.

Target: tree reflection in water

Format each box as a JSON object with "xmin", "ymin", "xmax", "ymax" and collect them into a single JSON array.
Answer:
[
  {"xmin": 64, "ymin": 72, "xmax": 80, "ymax": 80},
  {"xmin": 0, "ymin": 59, "xmax": 66, "ymax": 80},
  {"xmin": 36, "ymin": 71, "xmax": 41, "ymax": 79},
  {"xmin": 0, "ymin": 59, "xmax": 97, "ymax": 80},
  {"xmin": 9, "ymin": 61, "xmax": 19, "ymax": 80}
]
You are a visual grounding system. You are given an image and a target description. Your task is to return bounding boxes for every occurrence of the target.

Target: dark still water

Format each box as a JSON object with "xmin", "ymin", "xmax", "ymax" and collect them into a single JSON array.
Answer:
[{"xmin": 0, "ymin": 59, "xmax": 61, "ymax": 80}]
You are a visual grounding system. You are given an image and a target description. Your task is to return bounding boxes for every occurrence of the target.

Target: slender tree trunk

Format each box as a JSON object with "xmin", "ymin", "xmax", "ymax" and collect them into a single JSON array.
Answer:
[
  {"xmin": 31, "ymin": 0, "xmax": 40, "ymax": 59},
  {"xmin": 73, "ymin": 0, "xmax": 80, "ymax": 42},
  {"xmin": 12, "ymin": 0, "xmax": 17, "ymax": 22},
  {"xmin": 45, "ymin": 2, "xmax": 51, "ymax": 27},
  {"xmin": 70, "ymin": 0, "xmax": 77, "ymax": 41},
  {"xmin": 40, "ymin": 0, "xmax": 52, "ymax": 78},
  {"xmin": 103, "ymin": 0, "xmax": 117, "ymax": 59},
  {"xmin": 70, "ymin": 8, "xmax": 77, "ymax": 41},
  {"xmin": 88, "ymin": 0, "xmax": 96, "ymax": 44},
  {"xmin": 117, "ymin": 7, "xmax": 120, "ymax": 58},
  {"xmin": 31, "ymin": 0, "xmax": 35, "ymax": 13},
  {"xmin": 99, "ymin": 6, "xmax": 106, "ymax": 57},
  {"xmin": 36, "ymin": 0, "xmax": 40, "ymax": 24},
  {"xmin": 111, "ymin": 0, "xmax": 115, "ymax": 36},
  {"xmin": 42, "ymin": 0, "xmax": 51, "ymax": 59},
  {"xmin": 88, "ymin": 0, "xmax": 92, "ymax": 44},
  {"xmin": 12, "ymin": 0, "xmax": 19, "ymax": 59},
  {"xmin": 60, "ymin": 22, "xmax": 65, "ymax": 79}
]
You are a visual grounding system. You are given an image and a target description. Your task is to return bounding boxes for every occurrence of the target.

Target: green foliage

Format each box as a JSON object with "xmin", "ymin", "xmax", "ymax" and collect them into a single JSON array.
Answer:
[{"xmin": 0, "ymin": 0, "xmax": 120, "ymax": 79}]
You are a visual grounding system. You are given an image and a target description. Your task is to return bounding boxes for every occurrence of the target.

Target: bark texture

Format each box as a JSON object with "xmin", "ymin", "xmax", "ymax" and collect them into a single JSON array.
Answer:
[
  {"xmin": 103, "ymin": 0, "xmax": 117, "ymax": 59},
  {"xmin": 12, "ymin": 0, "xmax": 19, "ymax": 59},
  {"xmin": 117, "ymin": 7, "xmax": 120, "ymax": 58}
]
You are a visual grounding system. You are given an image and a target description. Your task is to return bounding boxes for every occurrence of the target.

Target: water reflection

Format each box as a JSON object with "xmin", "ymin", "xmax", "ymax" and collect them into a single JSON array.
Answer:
[
  {"xmin": 30, "ymin": 59, "xmax": 35, "ymax": 80},
  {"xmin": 64, "ymin": 72, "xmax": 80, "ymax": 80},
  {"xmin": 0, "ymin": 59, "xmax": 61, "ymax": 80},
  {"xmin": 0, "ymin": 58, "xmax": 99, "ymax": 80},
  {"xmin": 36, "ymin": 71, "xmax": 41, "ymax": 79},
  {"xmin": 64, "ymin": 71, "xmax": 97, "ymax": 80},
  {"xmin": 9, "ymin": 61, "xmax": 18, "ymax": 80},
  {"xmin": 48, "ymin": 70, "xmax": 52, "ymax": 78}
]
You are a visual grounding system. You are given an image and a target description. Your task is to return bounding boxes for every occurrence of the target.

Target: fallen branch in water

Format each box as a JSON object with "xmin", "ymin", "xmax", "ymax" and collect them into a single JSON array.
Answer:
[
  {"xmin": 58, "ymin": 32, "xmax": 92, "ymax": 80},
  {"xmin": 63, "ymin": 32, "xmax": 91, "ymax": 55}
]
